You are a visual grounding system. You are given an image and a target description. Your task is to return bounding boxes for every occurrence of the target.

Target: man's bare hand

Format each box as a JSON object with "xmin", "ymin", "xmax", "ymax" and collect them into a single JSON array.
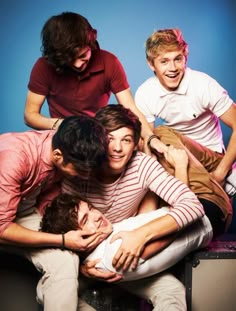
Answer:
[
  {"xmin": 80, "ymin": 259, "xmax": 123, "ymax": 283},
  {"xmin": 164, "ymin": 145, "xmax": 188, "ymax": 169},
  {"xmin": 64, "ymin": 230, "xmax": 104, "ymax": 252},
  {"xmin": 142, "ymin": 136, "xmax": 168, "ymax": 157},
  {"xmin": 210, "ymin": 169, "xmax": 226, "ymax": 187},
  {"xmin": 110, "ymin": 229, "xmax": 146, "ymax": 272}
]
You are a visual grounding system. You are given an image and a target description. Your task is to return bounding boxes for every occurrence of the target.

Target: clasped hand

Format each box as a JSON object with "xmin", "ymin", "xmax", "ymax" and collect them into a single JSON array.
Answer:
[{"xmin": 80, "ymin": 228, "xmax": 146, "ymax": 283}]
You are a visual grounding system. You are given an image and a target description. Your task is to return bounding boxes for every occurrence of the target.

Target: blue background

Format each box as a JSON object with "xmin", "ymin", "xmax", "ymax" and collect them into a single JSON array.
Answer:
[{"xmin": 1, "ymin": 0, "xmax": 235, "ymax": 231}]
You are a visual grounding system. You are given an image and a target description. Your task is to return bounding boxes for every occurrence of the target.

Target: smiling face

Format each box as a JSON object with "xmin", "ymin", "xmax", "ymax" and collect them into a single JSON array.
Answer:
[
  {"xmin": 148, "ymin": 49, "xmax": 186, "ymax": 91},
  {"xmin": 77, "ymin": 200, "xmax": 113, "ymax": 238},
  {"xmin": 104, "ymin": 127, "xmax": 137, "ymax": 177}
]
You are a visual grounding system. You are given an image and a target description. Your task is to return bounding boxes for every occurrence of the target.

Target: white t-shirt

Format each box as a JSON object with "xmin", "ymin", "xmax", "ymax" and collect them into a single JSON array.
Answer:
[
  {"xmin": 85, "ymin": 208, "xmax": 169, "ymax": 272},
  {"xmin": 85, "ymin": 207, "xmax": 213, "ymax": 281},
  {"xmin": 135, "ymin": 68, "xmax": 233, "ymax": 153}
]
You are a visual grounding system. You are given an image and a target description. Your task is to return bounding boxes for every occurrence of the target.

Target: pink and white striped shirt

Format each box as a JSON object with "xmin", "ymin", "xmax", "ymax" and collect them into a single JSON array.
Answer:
[{"xmin": 63, "ymin": 152, "xmax": 204, "ymax": 229}]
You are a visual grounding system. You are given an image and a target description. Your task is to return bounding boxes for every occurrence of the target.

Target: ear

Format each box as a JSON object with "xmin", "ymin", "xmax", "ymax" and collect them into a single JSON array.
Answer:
[
  {"xmin": 147, "ymin": 59, "xmax": 155, "ymax": 72},
  {"xmin": 52, "ymin": 149, "xmax": 63, "ymax": 163}
]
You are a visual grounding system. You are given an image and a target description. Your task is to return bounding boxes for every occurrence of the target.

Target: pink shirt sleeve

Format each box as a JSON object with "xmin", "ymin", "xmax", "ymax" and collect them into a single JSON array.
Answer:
[{"xmin": 0, "ymin": 150, "xmax": 28, "ymax": 233}]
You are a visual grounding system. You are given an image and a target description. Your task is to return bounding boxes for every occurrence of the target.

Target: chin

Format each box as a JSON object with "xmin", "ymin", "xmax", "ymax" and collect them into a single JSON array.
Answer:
[
  {"xmin": 167, "ymin": 84, "xmax": 179, "ymax": 91},
  {"xmin": 104, "ymin": 223, "xmax": 113, "ymax": 236}
]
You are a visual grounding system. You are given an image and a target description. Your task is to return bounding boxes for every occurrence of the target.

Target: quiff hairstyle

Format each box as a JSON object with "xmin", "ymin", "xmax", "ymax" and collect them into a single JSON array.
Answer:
[{"xmin": 145, "ymin": 28, "xmax": 188, "ymax": 64}]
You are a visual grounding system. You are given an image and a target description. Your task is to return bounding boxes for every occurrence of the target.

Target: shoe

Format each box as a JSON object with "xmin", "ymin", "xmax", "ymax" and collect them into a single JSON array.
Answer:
[{"xmin": 225, "ymin": 163, "xmax": 236, "ymax": 197}]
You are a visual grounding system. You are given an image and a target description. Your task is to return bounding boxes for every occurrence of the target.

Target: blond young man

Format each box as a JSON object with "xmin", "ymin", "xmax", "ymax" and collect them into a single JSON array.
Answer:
[{"xmin": 135, "ymin": 28, "xmax": 236, "ymax": 196}]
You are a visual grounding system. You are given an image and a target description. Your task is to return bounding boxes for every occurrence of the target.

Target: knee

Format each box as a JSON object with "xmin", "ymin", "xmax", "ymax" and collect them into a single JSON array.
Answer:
[
  {"xmin": 31, "ymin": 248, "xmax": 80, "ymax": 278},
  {"xmin": 52, "ymin": 250, "xmax": 80, "ymax": 276},
  {"xmin": 35, "ymin": 250, "xmax": 80, "ymax": 306}
]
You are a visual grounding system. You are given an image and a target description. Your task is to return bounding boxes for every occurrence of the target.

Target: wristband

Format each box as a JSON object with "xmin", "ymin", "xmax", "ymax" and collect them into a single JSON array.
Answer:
[
  {"xmin": 51, "ymin": 119, "xmax": 60, "ymax": 130},
  {"xmin": 62, "ymin": 233, "xmax": 65, "ymax": 250},
  {"xmin": 147, "ymin": 135, "xmax": 159, "ymax": 149}
]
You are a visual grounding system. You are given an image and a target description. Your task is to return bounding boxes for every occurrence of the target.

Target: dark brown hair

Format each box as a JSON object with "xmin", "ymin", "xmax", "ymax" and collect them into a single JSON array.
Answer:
[
  {"xmin": 41, "ymin": 12, "xmax": 98, "ymax": 72},
  {"xmin": 40, "ymin": 193, "xmax": 88, "ymax": 234},
  {"xmin": 95, "ymin": 104, "xmax": 141, "ymax": 146}
]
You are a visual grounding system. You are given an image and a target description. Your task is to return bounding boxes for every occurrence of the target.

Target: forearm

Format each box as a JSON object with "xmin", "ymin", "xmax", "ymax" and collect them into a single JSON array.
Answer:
[
  {"xmin": 141, "ymin": 233, "xmax": 177, "ymax": 260},
  {"xmin": 174, "ymin": 166, "xmax": 189, "ymax": 186},
  {"xmin": 216, "ymin": 131, "xmax": 236, "ymax": 177},
  {"xmin": 136, "ymin": 214, "xmax": 180, "ymax": 246},
  {"xmin": 24, "ymin": 112, "xmax": 62, "ymax": 131},
  {"xmin": 24, "ymin": 91, "xmax": 63, "ymax": 130},
  {"xmin": 215, "ymin": 103, "xmax": 236, "ymax": 179},
  {"xmin": 0, "ymin": 223, "xmax": 62, "ymax": 248},
  {"xmin": 116, "ymin": 89, "xmax": 154, "ymax": 140},
  {"xmin": 131, "ymin": 107, "xmax": 154, "ymax": 140}
]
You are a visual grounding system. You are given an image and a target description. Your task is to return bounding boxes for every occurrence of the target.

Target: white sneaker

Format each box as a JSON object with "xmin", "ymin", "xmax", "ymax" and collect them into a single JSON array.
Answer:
[{"xmin": 225, "ymin": 163, "xmax": 236, "ymax": 197}]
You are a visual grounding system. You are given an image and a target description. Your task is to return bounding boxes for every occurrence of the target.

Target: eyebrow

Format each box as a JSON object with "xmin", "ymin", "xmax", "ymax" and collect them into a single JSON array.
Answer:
[
  {"xmin": 159, "ymin": 53, "xmax": 183, "ymax": 60},
  {"xmin": 78, "ymin": 211, "xmax": 87, "ymax": 228},
  {"xmin": 108, "ymin": 134, "xmax": 134, "ymax": 139}
]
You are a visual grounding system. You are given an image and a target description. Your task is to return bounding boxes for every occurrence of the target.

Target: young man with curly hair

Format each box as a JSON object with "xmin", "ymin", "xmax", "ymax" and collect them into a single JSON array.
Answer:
[{"xmin": 24, "ymin": 11, "xmax": 156, "ymax": 147}]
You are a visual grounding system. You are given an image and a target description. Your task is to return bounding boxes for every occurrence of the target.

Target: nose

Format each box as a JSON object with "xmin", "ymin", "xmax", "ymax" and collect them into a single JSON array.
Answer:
[
  {"xmin": 93, "ymin": 212, "xmax": 101, "ymax": 221},
  {"xmin": 168, "ymin": 61, "xmax": 177, "ymax": 71},
  {"xmin": 91, "ymin": 212, "xmax": 102, "ymax": 229},
  {"xmin": 74, "ymin": 57, "xmax": 88, "ymax": 69},
  {"xmin": 112, "ymin": 139, "xmax": 122, "ymax": 151}
]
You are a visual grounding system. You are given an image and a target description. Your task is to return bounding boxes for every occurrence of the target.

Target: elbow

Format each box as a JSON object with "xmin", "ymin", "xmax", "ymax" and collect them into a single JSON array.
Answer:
[
  {"xmin": 24, "ymin": 112, "xmax": 31, "ymax": 127},
  {"xmin": 24, "ymin": 112, "xmax": 37, "ymax": 130},
  {"xmin": 24, "ymin": 115, "xmax": 29, "ymax": 126}
]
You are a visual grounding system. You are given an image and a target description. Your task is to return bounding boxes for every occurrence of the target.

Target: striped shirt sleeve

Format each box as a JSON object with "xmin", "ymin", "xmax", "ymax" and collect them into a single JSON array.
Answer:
[{"xmin": 139, "ymin": 155, "xmax": 205, "ymax": 228}]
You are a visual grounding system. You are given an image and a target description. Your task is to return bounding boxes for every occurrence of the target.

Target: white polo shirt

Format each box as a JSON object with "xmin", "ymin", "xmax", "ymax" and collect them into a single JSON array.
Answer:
[{"xmin": 135, "ymin": 68, "xmax": 233, "ymax": 153}]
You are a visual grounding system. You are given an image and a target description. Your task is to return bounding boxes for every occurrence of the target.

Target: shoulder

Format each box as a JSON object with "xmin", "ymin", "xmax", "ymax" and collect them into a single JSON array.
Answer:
[
  {"xmin": 135, "ymin": 76, "xmax": 160, "ymax": 97},
  {"xmin": 93, "ymin": 49, "xmax": 121, "ymax": 65},
  {"xmin": 0, "ymin": 130, "xmax": 52, "ymax": 150},
  {"xmin": 0, "ymin": 131, "xmax": 43, "ymax": 163},
  {"xmin": 186, "ymin": 68, "xmax": 228, "ymax": 100},
  {"xmin": 186, "ymin": 67, "xmax": 218, "ymax": 83},
  {"xmin": 99, "ymin": 49, "xmax": 119, "ymax": 60},
  {"xmin": 135, "ymin": 77, "xmax": 161, "ymax": 109},
  {"xmin": 32, "ymin": 57, "xmax": 49, "ymax": 68},
  {"xmin": 137, "ymin": 76, "xmax": 157, "ymax": 90},
  {"xmin": 128, "ymin": 152, "xmax": 160, "ymax": 170},
  {"xmin": 30, "ymin": 57, "xmax": 56, "ymax": 75}
]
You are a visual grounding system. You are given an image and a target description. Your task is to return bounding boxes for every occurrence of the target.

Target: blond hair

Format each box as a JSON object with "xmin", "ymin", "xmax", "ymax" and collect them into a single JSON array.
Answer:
[{"xmin": 145, "ymin": 29, "xmax": 188, "ymax": 64}]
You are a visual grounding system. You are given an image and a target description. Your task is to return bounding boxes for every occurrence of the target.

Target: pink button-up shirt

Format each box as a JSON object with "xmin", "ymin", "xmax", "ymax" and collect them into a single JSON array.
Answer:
[{"xmin": 0, "ymin": 130, "xmax": 62, "ymax": 234}]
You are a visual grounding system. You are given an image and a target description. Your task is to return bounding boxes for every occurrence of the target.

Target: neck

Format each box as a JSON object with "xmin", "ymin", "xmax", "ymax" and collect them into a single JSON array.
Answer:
[{"xmin": 96, "ymin": 168, "xmax": 122, "ymax": 184}]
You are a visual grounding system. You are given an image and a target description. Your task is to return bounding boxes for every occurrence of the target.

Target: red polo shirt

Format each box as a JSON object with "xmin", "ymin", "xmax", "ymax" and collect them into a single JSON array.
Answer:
[{"xmin": 28, "ymin": 49, "xmax": 130, "ymax": 117}]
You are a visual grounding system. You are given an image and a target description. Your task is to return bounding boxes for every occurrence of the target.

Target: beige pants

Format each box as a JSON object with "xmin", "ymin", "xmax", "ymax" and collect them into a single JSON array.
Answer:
[
  {"xmin": 80, "ymin": 271, "xmax": 187, "ymax": 311},
  {"xmin": 15, "ymin": 209, "xmax": 95, "ymax": 311},
  {"xmin": 121, "ymin": 272, "xmax": 186, "ymax": 311}
]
